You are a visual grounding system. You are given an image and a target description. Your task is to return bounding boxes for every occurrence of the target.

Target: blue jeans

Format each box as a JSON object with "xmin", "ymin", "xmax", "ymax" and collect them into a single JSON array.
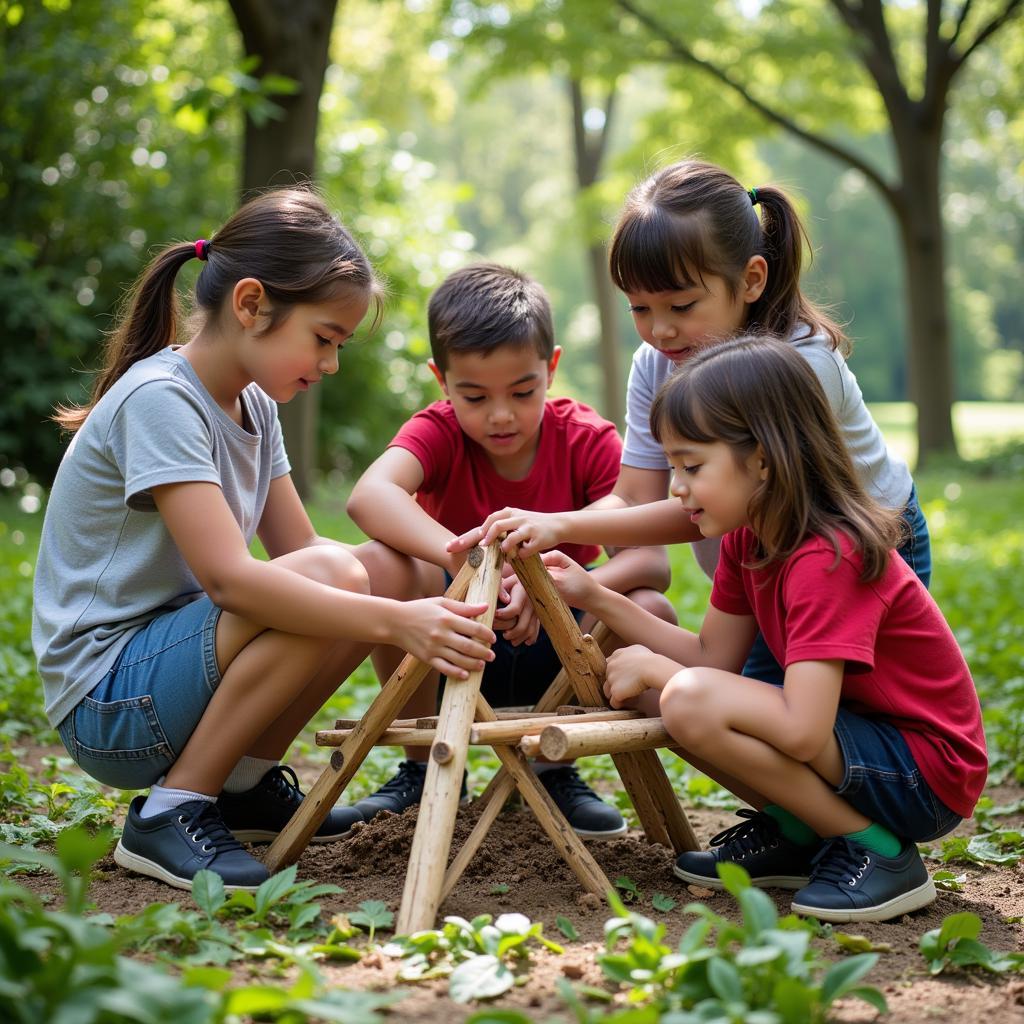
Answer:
[
  {"xmin": 56, "ymin": 597, "xmax": 223, "ymax": 791},
  {"xmin": 742, "ymin": 484, "xmax": 931, "ymax": 684},
  {"xmin": 833, "ymin": 707, "xmax": 960, "ymax": 842}
]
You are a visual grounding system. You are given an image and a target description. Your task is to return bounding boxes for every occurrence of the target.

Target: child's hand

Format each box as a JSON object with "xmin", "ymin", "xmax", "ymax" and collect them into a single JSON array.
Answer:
[
  {"xmin": 604, "ymin": 646, "xmax": 680, "ymax": 708},
  {"xmin": 447, "ymin": 507, "xmax": 567, "ymax": 559},
  {"xmin": 394, "ymin": 598, "xmax": 496, "ymax": 679},
  {"xmin": 540, "ymin": 550, "xmax": 597, "ymax": 612},
  {"xmin": 493, "ymin": 574, "xmax": 541, "ymax": 646}
]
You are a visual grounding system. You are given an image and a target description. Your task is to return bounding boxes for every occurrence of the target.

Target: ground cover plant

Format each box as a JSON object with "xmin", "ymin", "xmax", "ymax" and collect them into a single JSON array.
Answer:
[{"xmin": 1, "ymin": 411, "xmax": 1023, "ymax": 1022}]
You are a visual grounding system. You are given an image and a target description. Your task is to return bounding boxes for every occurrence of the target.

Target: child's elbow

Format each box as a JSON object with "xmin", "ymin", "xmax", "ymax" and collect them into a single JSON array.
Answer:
[{"xmin": 346, "ymin": 484, "xmax": 371, "ymax": 526}]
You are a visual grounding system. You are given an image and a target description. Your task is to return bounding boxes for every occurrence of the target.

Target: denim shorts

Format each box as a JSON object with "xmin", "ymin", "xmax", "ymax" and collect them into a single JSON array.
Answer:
[
  {"xmin": 832, "ymin": 707, "xmax": 961, "ymax": 842},
  {"xmin": 56, "ymin": 597, "xmax": 222, "ymax": 791},
  {"xmin": 743, "ymin": 484, "xmax": 932, "ymax": 684}
]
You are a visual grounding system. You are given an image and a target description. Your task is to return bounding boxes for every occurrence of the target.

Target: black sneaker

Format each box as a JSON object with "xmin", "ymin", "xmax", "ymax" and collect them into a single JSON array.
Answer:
[
  {"xmin": 114, "ymin": 796, "xmax": 269, "ymax": 892},
  {"xmin": 217, "ymin": 765, "xmax": 361, "ymax": 844},
  {"xmin": 537, "ymin": 766, "xmax": 627, "ymax": 838},
  {"xmin": 673, "ymin": 809, "xmax": 819, "ymax": 889},
  {"xmin": 351, "ymin": 759, "xmax": 468, "ymax": 822},
  {"xmin": 791, "ymin": 836, "xmax": 936, "ymax": 923}
]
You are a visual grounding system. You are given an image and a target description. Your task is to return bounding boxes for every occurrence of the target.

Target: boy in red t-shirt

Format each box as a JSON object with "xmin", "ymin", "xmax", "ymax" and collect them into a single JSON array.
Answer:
[{"xmin": 347, "ymin": 263, "xmax": 675, "ymax": 835}]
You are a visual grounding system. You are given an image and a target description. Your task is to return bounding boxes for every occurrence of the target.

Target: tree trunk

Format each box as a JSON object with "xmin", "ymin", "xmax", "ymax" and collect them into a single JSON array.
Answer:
[
  {"xmin": 891, "ymin": 122, "xmax": 958, "ymax": 465},
  {"xmin": 568, "ymin": 78, "xmax": 622, "ymax": 429},
  {"xmin": 228, "ymin": 0, "xmax": 339, "ymax": 498},
  {"xmin": 586, "ymin": 241, "xmax": 623, "ymax": 428}
]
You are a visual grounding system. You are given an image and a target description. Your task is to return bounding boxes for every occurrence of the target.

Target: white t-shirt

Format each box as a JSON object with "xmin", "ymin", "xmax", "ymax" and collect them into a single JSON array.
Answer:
[{"xmin": 621, "ymin": 329, "xmax": 914, "ymax": 578}]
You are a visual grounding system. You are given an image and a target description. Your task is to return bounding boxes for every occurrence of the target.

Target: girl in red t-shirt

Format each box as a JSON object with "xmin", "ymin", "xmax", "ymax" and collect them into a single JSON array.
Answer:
[{"xmin": 539, "ymin": 335, "xmax": 985, "ymax": 924}]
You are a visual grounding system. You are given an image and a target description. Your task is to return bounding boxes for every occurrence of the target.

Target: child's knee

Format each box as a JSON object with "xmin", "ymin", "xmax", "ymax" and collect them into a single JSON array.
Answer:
[
  {"xmin": 660, "ymin": 669, "xmax": 717, "ymax": 749},
  {"xmin": 351, "ymin": 540, "xmax": 441, "ymax": 599},
  {"xmin": 278, "ymin": 545, "xmax": 371, "ymax": 595},
  {"xmin": 626, "ymin": 587, "xmax": 678, "ymax": 625}
]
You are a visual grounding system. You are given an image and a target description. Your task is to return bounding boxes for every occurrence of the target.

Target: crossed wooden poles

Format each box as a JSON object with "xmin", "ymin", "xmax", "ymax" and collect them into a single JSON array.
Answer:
[{"xmin": 265, "ymin": 544, "xmax": 698, "ymax": 933}]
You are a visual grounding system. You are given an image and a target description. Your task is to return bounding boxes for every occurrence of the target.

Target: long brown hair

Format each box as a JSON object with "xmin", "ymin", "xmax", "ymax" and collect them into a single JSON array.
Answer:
[
  {"xmin": 650, "ymin": 336, "xmax": 903, "ymax": 581},
  {"xmin": 55, "ymin": 187, "xmax": 382, "ymax": 432},
  {"xmin": 609, "ymin": 160, "xmax": 848, "ymax": 355}
]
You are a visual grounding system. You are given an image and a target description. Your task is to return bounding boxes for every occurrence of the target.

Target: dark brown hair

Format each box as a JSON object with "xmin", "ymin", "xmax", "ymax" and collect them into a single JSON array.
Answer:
[
  {"xmin": 56, "ymin": 187, "xmax": 382, "ymax": 431},
  {"xmin": 650, "ymin": 336, "xmax": 903, "ymax": 581},
  {"xmin": 427, "ymin": 262, "xmax": 554, "ymax": 373},
  {"xmin": 610, "ymin": 160, "xmax": 848, "ymax": 355}
]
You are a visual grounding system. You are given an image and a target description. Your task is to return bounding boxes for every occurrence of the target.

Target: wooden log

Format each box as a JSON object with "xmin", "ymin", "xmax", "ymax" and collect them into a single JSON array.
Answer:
[
  {"xmin": 518, "ymin": 735, "xmax": 541, "ymax": 758},
  {"xmin": 315, "ymin": 727, "xmax": 436, "ymax": 747},
  {"xmin": 263, "ymin": 561, "xmax": 476, "ymax": 873},
  {"xmin": 414, "ymin": 709, "xmax": 548, "ymax": 728},
  {"xmin": 468, "ymin": 708, "xmax": 641, "ymax": 745},
  {"xmin": 539, "ymin": 718, "xmax": 673, "ymax": 760},
  {"xmin": 396, "ymin": 544, "xmax": 504, "ymax": 935}
]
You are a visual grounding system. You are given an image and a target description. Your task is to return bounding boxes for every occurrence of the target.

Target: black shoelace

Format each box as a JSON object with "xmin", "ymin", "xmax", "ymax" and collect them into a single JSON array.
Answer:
[
  {"xmin": 264, "ymin": 764, "xmax": 306, "ymax": 807},
  {"xmin": 179, "ymin": 802, "xmax": 246, "ymax": 856},
  {"xmin": 808, "ymin": 836, "xmax": 871, "ymax": 886},
  {"xmin": 708, "ymin": 808, "xmax": 782, "ymax": 858}
]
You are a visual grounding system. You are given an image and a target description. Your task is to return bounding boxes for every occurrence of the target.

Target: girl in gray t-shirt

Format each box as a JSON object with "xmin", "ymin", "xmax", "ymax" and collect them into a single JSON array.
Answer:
[{"xmin": 33, "ymin": 190, "xmax": 495, "ymax": 893}]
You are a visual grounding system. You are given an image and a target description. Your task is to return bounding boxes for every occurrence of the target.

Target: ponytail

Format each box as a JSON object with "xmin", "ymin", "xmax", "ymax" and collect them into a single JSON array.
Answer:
[
  {"xmin": 54, "ymin": 243, "xmax": 196, "ymax": 432},
  {"xmin": 749, "ymin": 185, "xmax": 849, "ymax": 356}
]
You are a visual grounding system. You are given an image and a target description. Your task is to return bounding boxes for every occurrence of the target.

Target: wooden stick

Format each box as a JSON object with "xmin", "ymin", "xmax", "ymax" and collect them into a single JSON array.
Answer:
[
  {"xmin": 538, "ymin": 718, "xmax": 673, "ymax": 760},
  {"xmin": 396, "ymin": 544, "xmax": 504, "ymax": 935},
  {"xmin": 468, "ymin": 709, "xmax": 641, "ymax": 745},
  {"xmin": 315, "ymin": 727, "xmax": 436, "ymax": 747},
  {"xmin": 442, "ymin": 693, "xmax": 611, "ymax": 901},
  {"xmin": 264, "ymin": 561, "xmax": 476, "ymax": 873}
]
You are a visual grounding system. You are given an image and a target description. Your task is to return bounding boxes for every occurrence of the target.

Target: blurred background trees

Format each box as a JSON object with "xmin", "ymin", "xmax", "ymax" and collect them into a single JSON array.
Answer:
[{"xmin": 2, "ymin": 0, "xmax": 1022, "ymax": 486}]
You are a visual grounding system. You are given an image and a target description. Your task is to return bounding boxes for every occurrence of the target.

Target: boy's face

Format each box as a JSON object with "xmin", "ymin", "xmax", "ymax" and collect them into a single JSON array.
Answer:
[{"xmin": 430, "ymin": 344, "xmax": 561, "ymax": 477}]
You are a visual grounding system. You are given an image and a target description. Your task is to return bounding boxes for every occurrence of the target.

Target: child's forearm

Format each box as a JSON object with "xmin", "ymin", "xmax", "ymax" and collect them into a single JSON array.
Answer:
[
  {"xmin": 565, "ymin": 500, "xmax": 700, "ymax": 548},
  {"xmin": 584, "ymin": 584, "xmax": 706, "ymax": 666},
  {"xmin": 347, "ymin": 480, "xmax": 455, "ymax": 570}
]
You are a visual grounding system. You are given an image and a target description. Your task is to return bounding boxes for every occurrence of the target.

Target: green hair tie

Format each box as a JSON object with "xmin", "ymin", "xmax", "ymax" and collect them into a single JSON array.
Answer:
[{"xmin": 747, "ymin": 187, "xmax": 759, "ymax": 206}]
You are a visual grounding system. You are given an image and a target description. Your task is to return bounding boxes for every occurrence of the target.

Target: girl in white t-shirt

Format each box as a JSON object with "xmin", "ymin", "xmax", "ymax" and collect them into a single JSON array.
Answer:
[{"xmin": 451, "ymin": 160, "xmax": 930, "ymax": 682}]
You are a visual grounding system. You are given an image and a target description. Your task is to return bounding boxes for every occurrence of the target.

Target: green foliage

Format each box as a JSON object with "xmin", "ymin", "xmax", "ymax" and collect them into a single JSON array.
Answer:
[
  {"xmin": 597, "ymin": 863, "xmax": 887, "ymax": 1021},
  {"xmin": 348, "ymin": 898, "xmax": 395, "ymax": 943},
  {"xmin": 384, "ymin": 912, "xmax": 563, "ymax": 1003},
  {"xmin": 920, "ymin": 912, "xmax": 1024, "ymax": 975}
]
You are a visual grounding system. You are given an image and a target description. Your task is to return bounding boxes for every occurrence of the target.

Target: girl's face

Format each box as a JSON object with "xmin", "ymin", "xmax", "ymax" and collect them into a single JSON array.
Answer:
[
  {"xmin": 624, "ymin": 258, "xmax": 766, "ymax": 364},
  {"xmin": 663, "ymin": 428, "xmax": 766, "ymax": 538},
  {"xmin": 249, "ymin": 291, "xmax": 371, "ymax": 403}
]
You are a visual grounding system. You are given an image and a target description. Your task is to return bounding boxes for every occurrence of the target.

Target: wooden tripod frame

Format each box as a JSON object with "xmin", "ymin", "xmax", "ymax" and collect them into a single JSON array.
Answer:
[{"xmin": 265, "ymin": 546, "xmax": 698, "ymax": 933}]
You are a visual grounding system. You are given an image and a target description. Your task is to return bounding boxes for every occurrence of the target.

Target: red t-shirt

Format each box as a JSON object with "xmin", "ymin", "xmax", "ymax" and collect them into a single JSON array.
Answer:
[
  {"xmin": 711, "ymin": 528, "xmax": 986, "ymax": 819},
  {"xmin": 388, "ymin": 397, "xmax": 620, "ymax": 568}
]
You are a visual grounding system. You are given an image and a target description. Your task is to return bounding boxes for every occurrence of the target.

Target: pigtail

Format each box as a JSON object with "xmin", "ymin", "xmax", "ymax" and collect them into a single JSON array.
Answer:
[
  {"xmin": 54, "ymin": 243, "xmax": 197, "ymax": 432},
  {"xmin": 751, "ymin": 186, "xmax": 850, "ymax": 356}
]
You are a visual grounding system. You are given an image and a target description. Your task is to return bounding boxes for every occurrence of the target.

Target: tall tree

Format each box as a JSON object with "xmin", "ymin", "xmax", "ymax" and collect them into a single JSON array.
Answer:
[
  {"xmin": 227, "ymin": 0, "xmax": 340, "ymax": 496},
  {"xmin": 617, "ymin": 0, "xmax": 1024, "ymax": 464}
]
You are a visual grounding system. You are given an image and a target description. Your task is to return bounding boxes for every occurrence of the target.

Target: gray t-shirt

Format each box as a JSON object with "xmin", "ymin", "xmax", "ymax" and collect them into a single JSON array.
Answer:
[
  {"xmin": 32, "ymin": 348, "xmax": 290, "ymax": 728},
  {"xmin": 621, "ymin": 329, "xmax": 913, "ymax": 578}
]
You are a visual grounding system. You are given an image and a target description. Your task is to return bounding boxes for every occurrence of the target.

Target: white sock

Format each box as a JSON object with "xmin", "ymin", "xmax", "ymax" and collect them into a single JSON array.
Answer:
[
  {"xmin": 140, "ymin": 782, "xmax": 215, "ymax": 819},
  {"xmin": 222, "ymin": 756, "xmax": 278, "ymax": 794}
]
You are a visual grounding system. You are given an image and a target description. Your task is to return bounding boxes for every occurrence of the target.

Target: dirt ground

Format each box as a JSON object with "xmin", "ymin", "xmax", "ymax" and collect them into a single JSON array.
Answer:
[{"xmin": 13, "ymin": 751, "xmax": 1024, "ymax": 1023}]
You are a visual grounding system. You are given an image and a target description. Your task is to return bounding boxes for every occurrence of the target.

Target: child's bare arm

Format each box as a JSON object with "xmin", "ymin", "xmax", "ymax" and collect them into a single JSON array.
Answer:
[
  {"xmin": 347, "ymin": 447, "xmax": 461, "ymax": 572},
  {"xmin": 154, "ymin": 479, "xmax": 495, "ymax": 677}
]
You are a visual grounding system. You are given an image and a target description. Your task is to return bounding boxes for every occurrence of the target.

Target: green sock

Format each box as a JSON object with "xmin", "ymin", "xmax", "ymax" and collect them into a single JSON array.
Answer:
[
  {"xmin": 846, "ymin": 822, "xmax": 901, "ymax": 858},
  {"xmin": 763, "ymin": 804, "xmax": 818, "ymax": 846}
]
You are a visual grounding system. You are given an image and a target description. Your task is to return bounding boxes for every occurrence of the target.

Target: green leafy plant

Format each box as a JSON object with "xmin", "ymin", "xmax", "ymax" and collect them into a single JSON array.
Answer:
[
  {"xmin": 349, "ymin": 899, "xmax": 395, "ymax": 943},
  {"xmin": 920, "ymin": 912, "xmax": 1024, "ymax": 975},
  {"xmin": 651, "ymin": 893, "xmax": 678, "ymax": 913},
  {"xmin": 384, "ymin": 912, "xmax": 563, "ymax": 1003},
  {"xmin": 614, "ymin": 875, "xmax": 642, "ymax": 902},
  {"xmin": 556, "ymin": 914, "xmax": 580, "ymax": 942},
  {"xmin": 938, "ymin": 829, "xmax": 1024, "ymax": 867},
  {"xmin": 598, "ymin": 863, "xmax": 887, "ymax": 1021}
]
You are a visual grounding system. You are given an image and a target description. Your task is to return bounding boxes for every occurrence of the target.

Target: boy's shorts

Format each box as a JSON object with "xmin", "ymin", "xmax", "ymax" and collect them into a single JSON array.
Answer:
[
  {"xmin": 832, "ymin": 706, "xmax": 961, "ymax": 842},
  {"xmin": 56, "ymin": 597, "xmax": 223, "ymax": 791}
]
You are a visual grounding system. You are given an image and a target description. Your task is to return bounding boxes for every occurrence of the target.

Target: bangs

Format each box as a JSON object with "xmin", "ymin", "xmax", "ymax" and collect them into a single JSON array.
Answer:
[
  {"xmin": 649, "ymin": 369, "xmax": 717, "ymax": 446},
  {"xmin": 610, "ymin": 208, "xmax": 711, "ymax": 294}
]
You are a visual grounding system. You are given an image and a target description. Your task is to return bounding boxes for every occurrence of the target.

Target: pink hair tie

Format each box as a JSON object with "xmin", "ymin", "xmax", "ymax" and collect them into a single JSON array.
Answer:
[{"xmin": 194, "ymin": 239, "xmax": 210, "ymax": 261}]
